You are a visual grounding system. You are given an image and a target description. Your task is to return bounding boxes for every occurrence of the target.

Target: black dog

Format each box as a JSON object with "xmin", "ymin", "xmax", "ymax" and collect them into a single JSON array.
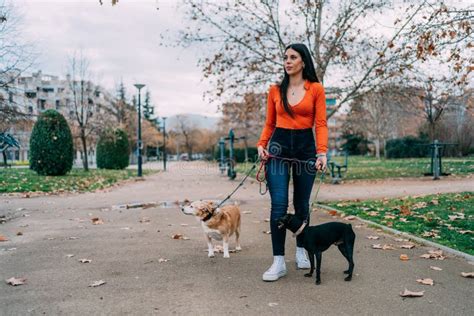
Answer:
[{"xmin": 277, "ymin": 214, "xmax": 355, "ymax": 285}]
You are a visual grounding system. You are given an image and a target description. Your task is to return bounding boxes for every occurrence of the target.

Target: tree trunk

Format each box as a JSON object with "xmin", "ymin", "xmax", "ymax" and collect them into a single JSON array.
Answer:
[
  {"xmin": 2, "ymin": 151, "xmax": 7, "ymax": 167},
  {"xmin": 374, "ymin": 138, "xmax": 381, "ymax": 159},
  {"xmin": 80, "ymin": 128, "xmax": 89, "ymax": 171}
]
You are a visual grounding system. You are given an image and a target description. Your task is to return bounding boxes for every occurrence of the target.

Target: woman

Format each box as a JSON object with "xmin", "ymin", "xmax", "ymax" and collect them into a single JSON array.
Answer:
[{"xmin": 257, "ymin": 43, "xmax": 328, "ymax": 281}]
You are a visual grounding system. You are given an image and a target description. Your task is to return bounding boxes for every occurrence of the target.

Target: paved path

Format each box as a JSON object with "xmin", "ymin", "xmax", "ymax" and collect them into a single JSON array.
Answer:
[{"xmin": 1, "ymin": 162, "xmax": 473, "ymax": 315}]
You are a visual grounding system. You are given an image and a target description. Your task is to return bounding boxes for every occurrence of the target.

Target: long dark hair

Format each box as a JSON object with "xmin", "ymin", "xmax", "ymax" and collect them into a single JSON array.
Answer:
[{"xmin": 280, "ymin": 43, "xmax": 319, "ymax": 117}]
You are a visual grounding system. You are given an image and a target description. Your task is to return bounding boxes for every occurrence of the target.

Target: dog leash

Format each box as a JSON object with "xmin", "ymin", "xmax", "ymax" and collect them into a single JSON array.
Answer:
[{"xmin": 214, "ymin": 158, "xmax": 262, "ymax": 210}]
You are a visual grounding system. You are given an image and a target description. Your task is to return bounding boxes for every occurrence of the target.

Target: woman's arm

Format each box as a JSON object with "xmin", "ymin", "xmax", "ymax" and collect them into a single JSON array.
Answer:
[
  {"xmin": 256, "ymin": 86, "xmax": 277, "ymax": 149},
  {"xmin": 314, "ymin": 83, "xmax": 328, "ymax": 155}
]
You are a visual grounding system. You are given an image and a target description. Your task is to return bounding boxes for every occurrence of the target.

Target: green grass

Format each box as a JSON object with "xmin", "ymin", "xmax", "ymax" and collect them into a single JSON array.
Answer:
[
  {"xmin": 236, "ymin": 156, "xmax": 474, "ymax": 181},
  {"xmin": 323, "ymin": 192, "xmax": 474, "ymax": 255},
  {"xmin": 0, "ymin": 168, "xmax": 156, "ymax": 193}
]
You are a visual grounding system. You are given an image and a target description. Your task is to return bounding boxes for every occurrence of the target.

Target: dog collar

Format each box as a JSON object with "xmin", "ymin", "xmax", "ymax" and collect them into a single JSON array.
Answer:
[
  {"xmin": 202, "ymin": 208, "xmax": 215, "ymax": 222},
  {"xmin": 292, "ymin": 222, "xmax": 307, "ymax": 237}
]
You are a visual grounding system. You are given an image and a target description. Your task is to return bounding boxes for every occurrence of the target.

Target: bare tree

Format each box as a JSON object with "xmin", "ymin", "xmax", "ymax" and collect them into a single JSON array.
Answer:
[
  {"xmin": 66, "ymin": 52, "xmax": 101, "ymax": 171},
  {"xmin": 220, "ymin": 92, "xmax": 266, "ymax": 160},
  {"xmin": 175, "ymin": 1, "xmax": 472, "ymax": 117},
  {"xmin": 345, "ymin": 85, "xmax": 424, "ymax": 158},
  {"xmin": 0, "ymin": 1, "xmax": 35, "ymax": 122},
  {"xmin": 174, "ymin": 115, "xmax": 200, "ymax": 160}
]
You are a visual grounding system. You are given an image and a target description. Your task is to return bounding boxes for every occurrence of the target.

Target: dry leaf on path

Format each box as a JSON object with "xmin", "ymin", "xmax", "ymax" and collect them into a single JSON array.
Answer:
[
  {"xmin": 461, "ymin": 272, "xmax": 474, "ymax": 278},
  {"xmin": 66, "ymin": 254, "xmax": 75, "ymax": 258},
  {"xmin": 328, "ymin": 210, "xmax": 338, "ymax": 216},
  {"xmin": 263, "ymin": 231, "xmax": 271, "ymax": 234},
  {"xmin": 400, "ymin": 244, "xmax": 415, "ymax": 249},
  {"xmin": 344, "ymin": 215, "xmax": 356, "ymax": 220},
  {"xmin": 89, "ymin": 280, "xmax": 106, "ymax": 287},
  {"xmin": 383, "ymin": 244, "xmax": 395, "ymax": 250},
  {"xmin": 158, "ymin": 258, "xmax": 169, "ymax": 263},
  {"xmin": 400, "ymin": 289, "xmax": 424, "ymax": 297},
  {"xmin": 16, "ymin": 232, "xmax": 23, "ymax": 236},
  {"xmin": 139, "ymin": 218, "xmax": 151, "ymax": 223},
  {"xmin": 268, "ymin": 302, "xmax": 279, "ymax": 307},
  {"xmin": 91, "ymin": 217, "xmax": 104, "ymax": 225},
  {"xmin": 0, "ymin": 235, "xmax": 8, "ymax": 242},
  {"xmin": 367, "ymin": 235, "xmax": 380, "ymax": 240},
  {"xmin": 79, "ymin": 259, "xmax": 92, "ymax": 263},
  {"xmin": 6, "ymin": 277, "xmax": 26, "ymax": 286},
  {"xmin": 171, "ymin": 234, "xmax": 189, "ymax": 240},
  {"xmin": 243, "ymin": 211, "xmax": 252, "ymax": 214},
  {"xmin": 372, "ymin": 244, "xmax": 383, "ymax": 249},
  {"xmin": 420, "ymin": 250, "xmax": 445, "ymax": 260},
  {"xmin": 430, "ymin": 266, "xmax": 442, "ymax": 271},
  {"xmin": 416, "ymin": 278, "xmax": 434, "ymax": 286},
  {"xmin": 400, "ymin": 254, "xmax": 409, "ymax": 261},
  {"xmin": 384, "ymin": 214, "xmax": 396, "ymax": 220}
]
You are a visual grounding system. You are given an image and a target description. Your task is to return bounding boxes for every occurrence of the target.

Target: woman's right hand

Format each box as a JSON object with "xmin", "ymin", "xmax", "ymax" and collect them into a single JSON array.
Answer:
[{"xmin": 257, "ymin": 146, "xmax": 269, "ymax": 160}]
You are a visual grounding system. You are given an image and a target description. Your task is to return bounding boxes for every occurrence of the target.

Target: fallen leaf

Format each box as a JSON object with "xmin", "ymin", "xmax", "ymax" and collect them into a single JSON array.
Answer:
[
  {"xmin": 384, "ymin": 214, "xmax": 396, "ymax": 220},
  {"xmin": 383, "ymin": 244, "xmax": 395, "ymax": 250},
  {"xmin": 459, "ymin": 230, "xmax": 473, "ymax": 235},
  {"xmin": 400, "ymin": 289, "xmax": 424, "ymax": 297},
  {"xmin": 263, "ymin": 231, "xmax": 271, "ymax": 234},
  {"xmin": 416, "ymin": 278, "xmax": 434, "ymax": 286},
  {"xmin": 367, "ymin": 211, "xmax": 379, "ymax": 217},
  {"xmin": 344, "ymin": 215, "xmax": 356, "ymax": 220},
  {"xmin": 89, "ymin": 280, "xmax": 106, "ymax": 287},
  {"xmin": 16, "ymin": 232, "xmax": 23, "ymax": 236},
  {"xmin": 328, "ymin": 210, "xmax": 338, "ymax": 216},
  {"xmin": 354, "ymin": 224, "xmax": 363, "ymax": 229},
  {"xmin": 367, "ymin": 235, "xmax": 380, "ymax": 240},
  {"xmin": 430, "ymin": 266, "xmax": 442, "ymax": 271},
  {"xmin": 461, "ymin": 272, "xmax": 474, "ymax": 278},
  {"xmin": 68, "ymin": 236, "xmax": 79, "ymax": 240},
  {"xmin": 394, "ymin": 238, "xmax": 409, "ymax": 242},
  {"xmin": 91, "ymin": 217, "xmax": 104, "ymax": 225},
  {"xmin": 400, "ymin": 205, "xmax": 412, "ymax": 216},
  {"xmin": 243, "ymin": 211, "xmax": 252, "ymax": 214},
  {"xmin": 448, "ymin": 213, "xmax": 465, "ymax": 220},
  {"xmin": 79, "ymin": 259, "xmax": 92, "ymax": 263},
  {"xmin": 171, "ymin": 234, "xmax": 189, "ymax": 240},
  {"xmin": 399, "ymin": 218, "xmax": 408, "ymax": 222},
  {"xmin": 420, "ymin": 250, "xmax": 445, "ymax": 260},
  {"xmin": 139, "ymin": 217, "xmax": 151, "ymax": 223},
  {"xmin": 372, "ymin": 244, "xmax": 383, "ymax": 249},
  {"xmin": 66, "ymin": 254, "xmax": 75, "ymax": 258},
  {"xmin": 158, "ymin": 258, "xmax": 169, "ymax": 263},
  {"xmin": 430, "ymin": 199, "xmax": 439, "ymax": 205},
  {"xmin": 268, "ymin": 302, "xmax": 279, "ymax": 307},
  {"xmin": 411, "ymin": 202, "xmax": 426, "ymax": 211},
  {"xmin": 400, "ymin": 244, "xmax": 415, "ymax": 249},
  {"xmin": 400, "ymin": 254, "xmax": 409, "ymax": 261},
  {"xmin": 422, "ymin": 231, "xmax": 439, "ymax": 238},
  {"xmin": 0, "ymin": 235, "xmax": 9, "ymax": 242},
  {"xmin": 6, "ymin": 277, "xmax": 26, "ymax": 286}
]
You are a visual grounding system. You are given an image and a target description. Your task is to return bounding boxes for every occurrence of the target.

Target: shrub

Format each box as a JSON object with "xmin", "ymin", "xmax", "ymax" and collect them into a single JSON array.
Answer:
[
  {"xmin": 341, "ymin": 133, "xmax": 370, "ymax": 155},
  {"xmin": 29, "ymin": 109, "xmax": 74, "ymax": 176},
  {"xmin": 214, "ymin": 147, "xmax": 259, "ymax": 163},
  {"xmin": 385, "ymin": 135, "xmax": 430, "ymax": 158},
  {"xmin": 96, "ymin": 128, "xmax": 130, "ymax": 169}
]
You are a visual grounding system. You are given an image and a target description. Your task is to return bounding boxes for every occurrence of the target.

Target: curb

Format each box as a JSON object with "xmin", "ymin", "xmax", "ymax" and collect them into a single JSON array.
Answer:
[{"xmin": 315, "ymin": 203, "xmax": 474, "ymax": 263}]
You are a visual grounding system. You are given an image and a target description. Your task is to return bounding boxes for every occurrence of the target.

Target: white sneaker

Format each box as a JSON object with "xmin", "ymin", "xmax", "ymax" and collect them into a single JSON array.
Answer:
[
  {"xmin": 296, "ymin": 247, "xmax": 310, "ymax": 269},
  {"xmin": 262, "ymin": 256, "xmax": 287, "ymax": 281}
]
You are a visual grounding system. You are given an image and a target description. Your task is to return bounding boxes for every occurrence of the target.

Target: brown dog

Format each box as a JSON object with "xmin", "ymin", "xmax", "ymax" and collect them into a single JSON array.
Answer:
[{"xmin": 181, "ymin": 200, "xmax": 241, "ymax": 258}]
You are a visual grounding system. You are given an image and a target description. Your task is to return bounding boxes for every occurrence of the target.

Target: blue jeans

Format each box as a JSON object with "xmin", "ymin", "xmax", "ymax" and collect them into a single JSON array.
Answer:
[{"xmin": 266, "ymin": 127, "xmax": 317, "ymax": 256}]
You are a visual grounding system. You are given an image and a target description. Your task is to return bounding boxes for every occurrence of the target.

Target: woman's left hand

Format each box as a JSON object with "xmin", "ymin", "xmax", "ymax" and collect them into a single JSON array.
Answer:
[{"xmin": 316, "ymin": 155, "xmax": 327, "ymax": 171}]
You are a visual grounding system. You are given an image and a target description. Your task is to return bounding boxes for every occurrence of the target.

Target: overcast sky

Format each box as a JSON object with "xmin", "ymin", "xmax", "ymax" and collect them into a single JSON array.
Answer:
[{"xmin": 16, "ymin": 0, "xmax": 216, "ymax": 118}]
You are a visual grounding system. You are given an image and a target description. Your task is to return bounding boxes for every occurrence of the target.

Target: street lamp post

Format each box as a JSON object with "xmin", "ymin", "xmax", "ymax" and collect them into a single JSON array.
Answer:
[
  {"xmin": 162, "ymin": 117, "xmax": 167, "ymax": 171},
  {"xmin": 134, "ymin": 83, "xmax": 145, "ymax": 177}
]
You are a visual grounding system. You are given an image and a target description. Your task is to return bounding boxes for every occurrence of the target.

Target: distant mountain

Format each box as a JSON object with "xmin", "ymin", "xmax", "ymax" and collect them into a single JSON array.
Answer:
[{"xmin": 166, "ymin": 114, "xmax": 221, "ymax": 131}]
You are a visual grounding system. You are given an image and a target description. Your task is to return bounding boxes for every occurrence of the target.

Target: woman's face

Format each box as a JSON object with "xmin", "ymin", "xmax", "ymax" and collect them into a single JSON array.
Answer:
[{"xmin": 284, "ymin": 48, "xmax": 304, "ymax": 76}]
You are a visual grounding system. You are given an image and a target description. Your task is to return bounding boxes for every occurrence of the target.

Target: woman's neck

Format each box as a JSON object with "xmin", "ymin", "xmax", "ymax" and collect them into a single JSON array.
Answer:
[{"xmin": 289, "ymin": 73, "xmax": 305, "ymax": 87}]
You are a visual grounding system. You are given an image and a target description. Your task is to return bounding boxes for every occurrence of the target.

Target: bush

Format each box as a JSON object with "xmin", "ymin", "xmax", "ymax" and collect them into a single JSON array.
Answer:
[
  {"xmin": 341, "ymin": 133, "xmax": 370, "ymax": 155},
  {"xmin": 385, "ymin": 135, "xmax": 430, "ymax": 158},
  {"xmin": 214, "ymin": 147, "xmax": 259, "ymax": 163},
  {"xmin": 96, "ymin": 128, "xmax": 130, "ymax": 169},
  {"xmin": 29, "ymin": 110, "xmax": 74, "ymax": 176}
]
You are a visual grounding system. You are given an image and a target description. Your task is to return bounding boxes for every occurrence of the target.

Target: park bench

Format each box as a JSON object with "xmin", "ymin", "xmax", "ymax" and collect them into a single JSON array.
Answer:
[{"xmin": 327, "ymin": 151, "xmax": 348, "ymax": 184}]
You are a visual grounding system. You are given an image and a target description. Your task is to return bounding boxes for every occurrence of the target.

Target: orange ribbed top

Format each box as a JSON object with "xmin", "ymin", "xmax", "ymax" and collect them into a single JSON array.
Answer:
[{"xmin": 257, "ymin": 80, "xmax": 328, "ymax": 154}]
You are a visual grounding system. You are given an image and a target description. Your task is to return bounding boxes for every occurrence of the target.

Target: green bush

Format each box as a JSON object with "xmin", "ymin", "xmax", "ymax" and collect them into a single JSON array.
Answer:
[
  {"xmin": 96, "ymin": 128, "xmax": 130, "ymax": 169},
  {"xmin": 29, "ymin": 109, "xmax": 74, "ymax": 176},
  {"xmin": 341, "ymin": 133, "xmax": 370, "ymax": 155},
  {"xmin": 214, "ymin": 147, "xmax": 258, "ymax": 163},
  {"xmin": 385, "ymin": 135, "xmax": 430, "ymax": 158}
]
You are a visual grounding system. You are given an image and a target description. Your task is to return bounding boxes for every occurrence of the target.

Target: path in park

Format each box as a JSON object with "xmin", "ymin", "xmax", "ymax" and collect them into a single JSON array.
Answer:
[{"xmin": 1, "ymin": 162, "xmax": 473, "ymax": 315}]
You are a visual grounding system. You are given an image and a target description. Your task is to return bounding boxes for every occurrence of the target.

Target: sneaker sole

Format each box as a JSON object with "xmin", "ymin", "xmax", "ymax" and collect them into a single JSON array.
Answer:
[{"xmin": 262, "ymin": 270, "xmax": 287, "ymax": 282}]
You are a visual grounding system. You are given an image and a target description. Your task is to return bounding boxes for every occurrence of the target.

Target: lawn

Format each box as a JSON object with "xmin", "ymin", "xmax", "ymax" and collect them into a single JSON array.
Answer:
[
  {"xmin": 322, "ymin": 192, "xmax": 474, "ymax": 255},
  {"xmin": 236, "ymin": 156, "xmax": 474, "ymax": 181},
  {"xmin": 0, "ymin": 168, "xmax": 156, "ymax": 193}
]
